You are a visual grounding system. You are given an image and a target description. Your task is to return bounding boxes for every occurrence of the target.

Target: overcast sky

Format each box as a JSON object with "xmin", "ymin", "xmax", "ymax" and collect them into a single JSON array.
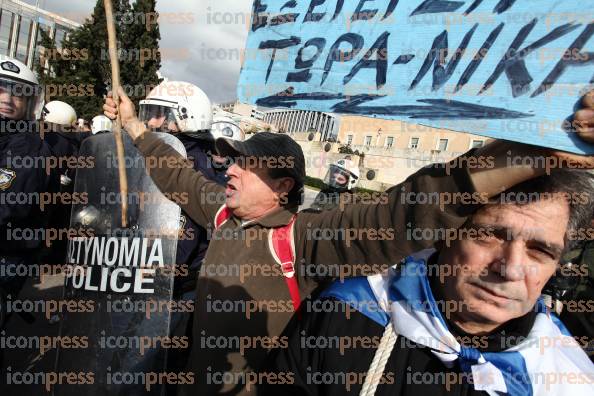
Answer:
[{"xmin": 26, "ymin": 0, "xmax": 252, "ymax": 103}]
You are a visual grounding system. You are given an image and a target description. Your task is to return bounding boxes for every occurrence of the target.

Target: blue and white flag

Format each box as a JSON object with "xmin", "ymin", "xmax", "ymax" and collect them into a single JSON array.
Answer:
[{"xmin": 365, "ymin": 249, "xmax": 594, "ymax": 396}]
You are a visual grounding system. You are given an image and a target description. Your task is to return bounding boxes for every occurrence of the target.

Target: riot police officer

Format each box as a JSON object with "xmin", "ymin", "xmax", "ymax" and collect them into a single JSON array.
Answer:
[
  {"xmin": 0, "ymin": 56, "xmax": 58, "ymax": 329},
  {"xmin": 90, "ymin": 115, "xmax": 113, "ymax": 135},
  {"xmin": 40, "ymin": 101, "xmax": 92, "ymax": 267},
  {"xmin": 209, "ymin": 115, "xmax": 245, "ymax": 179},
  {"xmin": 41, "ymin": 101, "xmax": 88, "ymax": 185},
  {"xmin": 310, "ymin": 158, "xmax": 360, "ymax": 211},
  {"xmin": 43, "ymin": 100, "xmax": 77, "ymax": 126},
  {"xmin": 137, "ymin": 81, "xmax": 228, "ymax": 393}
]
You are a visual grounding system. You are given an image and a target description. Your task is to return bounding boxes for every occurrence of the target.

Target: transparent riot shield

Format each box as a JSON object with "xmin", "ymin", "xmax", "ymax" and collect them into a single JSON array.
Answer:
[{"xmin": 53, "ymin": 133, "xmax": 186, "ymax": 396}]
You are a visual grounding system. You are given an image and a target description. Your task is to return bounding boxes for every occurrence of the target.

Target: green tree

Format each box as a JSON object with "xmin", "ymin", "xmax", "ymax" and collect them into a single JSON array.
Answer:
[
  {"xmin": 35, "ymin": 28, "xmax": 87, "ymax": 117},
  {"xmin": 122, "ymin": 0, "xmax": 162, "ymax": 106},
  {"xmin": 36, "ymin": 0, "xmax": 162, "ymax": 120}
]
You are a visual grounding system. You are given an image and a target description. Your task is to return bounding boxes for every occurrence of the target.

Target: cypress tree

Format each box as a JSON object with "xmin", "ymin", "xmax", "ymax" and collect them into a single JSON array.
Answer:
[
  {"xmin": 122, "ymin": 0, "xmax": 162, "ymax": 106},
  {"xmin": 36, "ymin": 0, "xmax": 162, "ymax": 120}
]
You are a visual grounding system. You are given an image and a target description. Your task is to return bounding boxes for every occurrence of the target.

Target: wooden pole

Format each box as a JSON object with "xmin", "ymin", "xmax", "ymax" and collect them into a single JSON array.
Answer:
[{"xmin": 104, "ymin": 0, "xmax": 128, "ymax": 228}]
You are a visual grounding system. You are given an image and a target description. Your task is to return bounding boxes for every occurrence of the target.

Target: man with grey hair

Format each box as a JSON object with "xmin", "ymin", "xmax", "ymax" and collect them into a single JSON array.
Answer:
[{"xmin": 262, "ymin": 169, "xmax": 594, "ymax": 395}]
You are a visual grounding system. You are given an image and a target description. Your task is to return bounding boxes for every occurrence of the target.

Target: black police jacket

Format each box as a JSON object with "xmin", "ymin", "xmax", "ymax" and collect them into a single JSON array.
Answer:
[
  {"xmin": 0, "ymin": 130, "xmax": 59, "ymax": 253},
  {"xmin": 174, "ymin": 134, "xmax": 226, "ymax": 294}
]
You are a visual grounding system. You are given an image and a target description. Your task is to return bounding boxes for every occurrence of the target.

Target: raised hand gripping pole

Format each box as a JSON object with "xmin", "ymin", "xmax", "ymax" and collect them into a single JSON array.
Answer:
[{"xmin": 104, "ymin": 0, "xmax": 128, "ymax": 227}]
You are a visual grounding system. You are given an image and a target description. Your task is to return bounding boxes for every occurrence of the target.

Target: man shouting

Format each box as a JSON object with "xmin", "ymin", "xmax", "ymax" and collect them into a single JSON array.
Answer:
[{"xmin": 105, "ymin": 88, "xmax": 594, "ymax": 395}]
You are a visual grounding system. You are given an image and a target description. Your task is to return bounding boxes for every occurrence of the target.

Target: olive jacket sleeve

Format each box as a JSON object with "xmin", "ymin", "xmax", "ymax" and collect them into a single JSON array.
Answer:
[
  {"xmin": 293, "ymin": 156, "xmax": 481, "ymax": 281},
  {"xmin": 134, "ymin": 132, "xmax": 226, "ymax": 228}
]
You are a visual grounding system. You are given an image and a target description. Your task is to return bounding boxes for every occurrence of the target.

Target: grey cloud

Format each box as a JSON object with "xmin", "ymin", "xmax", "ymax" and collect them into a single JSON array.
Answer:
[{"xmin": 25, "ymin": 0, "xmax": 251, "ymax": 103}]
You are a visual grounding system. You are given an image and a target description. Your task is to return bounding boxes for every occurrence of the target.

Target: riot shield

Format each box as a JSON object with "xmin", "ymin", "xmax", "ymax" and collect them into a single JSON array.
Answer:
[{"xmin": 53, "ymin": 132, "xmax": 186, "ymax": 396}]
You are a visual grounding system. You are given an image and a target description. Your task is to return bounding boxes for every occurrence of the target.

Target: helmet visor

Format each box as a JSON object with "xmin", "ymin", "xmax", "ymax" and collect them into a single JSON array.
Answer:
[
  {"xmin": 139, "ymin": 103, "xmax": 177, "ymax": 131},
  {"xmin": 0, "ymin": 78, "xmax": 42, "ymax": 120},
  {"xmin": 324, "ymin": 165, "xmax": 352, "ymax": 190},
  {"xmin": 219, "ymin": 126, "xmax": 235, "ymax": 138},
  {"xmin": 211, "ymin": 121, "xmax": 243, "ymax": 141}
]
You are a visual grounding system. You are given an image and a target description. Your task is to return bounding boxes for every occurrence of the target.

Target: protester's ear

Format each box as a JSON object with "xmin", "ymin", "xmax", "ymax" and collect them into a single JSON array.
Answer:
[{"xmin": 275, "ymin": 177, "xmax": 295, "ymax": 196}]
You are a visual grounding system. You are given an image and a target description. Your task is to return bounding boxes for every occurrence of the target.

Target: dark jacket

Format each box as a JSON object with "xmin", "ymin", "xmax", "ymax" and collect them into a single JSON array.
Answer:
[
  {"xmin": 133, "ymin": 132, "xmax": 479, "ymax": 396},
  {"xmin": 559, "ymin": 241, "xmax": 594, "ymax": 358},
  {"xmin": 42, "ymin": 131, "xmax": 90, "ymax": 174},
  {"xmin": 0, "ymin": 132, "xmax": 58, "ymax": 254},
  {"xmin": 175, "ymin": 134, "xmax": 226, "ymax": 294},
  {"xmin": 260, "ymin": 281, "xmax": 538, "ymax": 396},
  {"xmin": 310, "ymin": 189, "xmax": 357, "ymax": 211},
  {"xmin": 41, "ymin": 130, "xmax": 90, "ymax": 264}
]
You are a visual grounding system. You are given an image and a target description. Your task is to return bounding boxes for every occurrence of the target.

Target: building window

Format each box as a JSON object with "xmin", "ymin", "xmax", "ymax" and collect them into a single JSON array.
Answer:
[
  {"xmin": 15, "ymin": 16, "xmax": 33, "ymax": 64},
  {"xmin": 54, "ymin": 27, "xmax": 67, "ymax": 49},
  {"xmin": 385, "ymin": 136, "xmax": 394, "ymax": 149},
  {"xmin": 35, "ymin": 23, "xmax": 52, "ymax": 70},
  {"xmin": 437, "ymin": 139, "xmax": 449, "ymax": 152},
  {"xmin": 471, "ymin": 139, "xmax": 485, "ymax": 149},
  {"xmin": 0, "ymin": 11, "xmax": 15, "ymax": 56},
  {"xmin": 409, "ymin": 137, "xmax": 419, "ymax": 150},
  {"xmin": 364, "ymin": 136, "xmax": 372, "ymax": 146},
  {"xmin": 346, "ymin": 135, "xmax": 353, "ymax": 145}
]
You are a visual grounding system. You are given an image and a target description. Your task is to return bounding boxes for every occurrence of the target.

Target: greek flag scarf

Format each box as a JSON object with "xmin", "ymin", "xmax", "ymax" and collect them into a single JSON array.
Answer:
[{"xmin": 366, "ymin": 249, "xmax": 594, "ymax": 396}]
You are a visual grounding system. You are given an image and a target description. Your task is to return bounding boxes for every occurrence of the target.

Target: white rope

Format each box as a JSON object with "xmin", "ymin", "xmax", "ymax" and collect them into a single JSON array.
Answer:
[{"xmin": 359, "ymin": 324, "xmax": 398, "ymax": 396}]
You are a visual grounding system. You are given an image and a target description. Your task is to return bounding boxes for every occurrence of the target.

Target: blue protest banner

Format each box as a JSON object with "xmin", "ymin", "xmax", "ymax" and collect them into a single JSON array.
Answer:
[{"xmin": 237, "ymin": 0, "xmax": 594, "ymax": 154}]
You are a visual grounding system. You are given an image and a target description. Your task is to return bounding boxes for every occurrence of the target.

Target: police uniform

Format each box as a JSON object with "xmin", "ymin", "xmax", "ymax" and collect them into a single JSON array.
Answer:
[{"xmin": 0, "ymin": 128, "xmax": 59, "ymax": 304}]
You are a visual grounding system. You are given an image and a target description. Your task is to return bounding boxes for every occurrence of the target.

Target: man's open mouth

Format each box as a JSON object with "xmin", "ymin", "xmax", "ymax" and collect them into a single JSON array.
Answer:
[{"xmin": 226, "ymin": 183, "xmax": 238, "ymax": 197}]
